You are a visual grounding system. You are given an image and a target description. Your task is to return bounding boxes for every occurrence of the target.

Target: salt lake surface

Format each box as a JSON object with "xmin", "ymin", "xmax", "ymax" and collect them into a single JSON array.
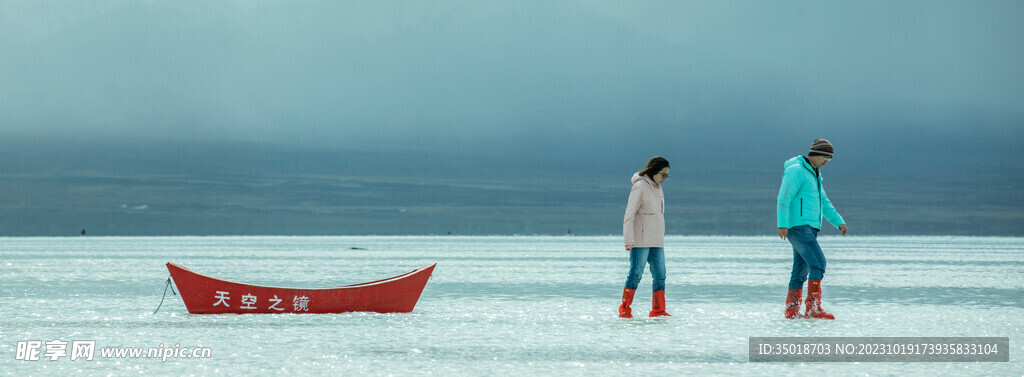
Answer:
[{"xmin": 1, "ymin": 236, "xmax": 1021, "ymax": 376}]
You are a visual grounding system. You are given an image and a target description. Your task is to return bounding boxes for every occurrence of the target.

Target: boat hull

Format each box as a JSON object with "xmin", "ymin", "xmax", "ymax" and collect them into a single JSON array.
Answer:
[{"xmin": 166, "ymin": 262, "xmax": 435, "ymax": 314}]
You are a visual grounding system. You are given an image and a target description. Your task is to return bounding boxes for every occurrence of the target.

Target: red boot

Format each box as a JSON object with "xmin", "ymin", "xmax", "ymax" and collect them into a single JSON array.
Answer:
[
  {"xmin": 649, "ymin": 290, "xmax": 671, "ymax": 317},
  {"xmin": 618, "ymin": 288, "xmax": 635, "ymax": 318},
  {"xmin": 784, "ymin": 289, "xmax": 802, "ymax": 319},
  {"xmin": 804, "ymin": 280, "xmax": 835, "ymax": 320}
]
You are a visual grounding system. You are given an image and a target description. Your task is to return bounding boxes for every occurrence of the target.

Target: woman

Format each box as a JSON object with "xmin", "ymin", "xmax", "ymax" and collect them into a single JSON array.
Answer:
[{"xmin": 619, "ymin": 156, "xmax": 671, "ymax": 318}]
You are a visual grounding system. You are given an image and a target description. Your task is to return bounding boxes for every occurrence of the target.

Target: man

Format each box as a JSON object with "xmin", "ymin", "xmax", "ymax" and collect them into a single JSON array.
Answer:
[{"xmin": 777, "ymin": 139, "xmax": 848, "ymax": 320}]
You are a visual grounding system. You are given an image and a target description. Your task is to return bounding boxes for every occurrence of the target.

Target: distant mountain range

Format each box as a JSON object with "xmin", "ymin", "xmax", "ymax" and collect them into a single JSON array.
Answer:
[{"xmin": 1, "ymin": 139, "xmax": 1020, "ymax": 236}]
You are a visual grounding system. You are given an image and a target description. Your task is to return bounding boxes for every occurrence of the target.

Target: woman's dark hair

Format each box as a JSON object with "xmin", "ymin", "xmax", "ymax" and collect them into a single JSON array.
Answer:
[{"xmin": 639, "ymin": 156, "xmax": 670, "ymax": 179}]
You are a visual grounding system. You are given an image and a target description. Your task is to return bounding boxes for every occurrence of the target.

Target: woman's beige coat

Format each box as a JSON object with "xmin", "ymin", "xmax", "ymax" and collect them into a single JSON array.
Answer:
[{"xmin": 623, "ymin": 172, "xmax": 665, "ymax": 248}]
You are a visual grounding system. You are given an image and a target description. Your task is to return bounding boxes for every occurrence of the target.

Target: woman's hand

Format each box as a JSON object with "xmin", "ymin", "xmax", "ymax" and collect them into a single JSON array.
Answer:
[
  {"xmin": 777, "ymin": 228, "xmax": 788, "ymax": 240},
  {"xmin": 625, "ymin": 245, "xmax": 633, "ymax": 251}
]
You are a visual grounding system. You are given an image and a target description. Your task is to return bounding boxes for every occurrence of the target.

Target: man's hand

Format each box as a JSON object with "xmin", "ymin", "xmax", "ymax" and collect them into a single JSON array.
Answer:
[
  {"xmin": 777, "ymin": 228, "xmax": 788, "ymax": 240},
  {"xmin": 839, "ymin": 224, "xmax": 848, "ymax": 236}
]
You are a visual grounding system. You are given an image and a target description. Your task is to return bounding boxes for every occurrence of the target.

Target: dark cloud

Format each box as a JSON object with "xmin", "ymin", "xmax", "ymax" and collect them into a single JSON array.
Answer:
[{"xmin": 1, "ymin": 1, "xmax": 1020, "ymax": 152}]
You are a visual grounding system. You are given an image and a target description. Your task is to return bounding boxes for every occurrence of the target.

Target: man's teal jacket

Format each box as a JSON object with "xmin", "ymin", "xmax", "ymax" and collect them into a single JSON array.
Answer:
[{"xmin": 777, "ymin": 155, "xmax": 845, "ymax": 230}]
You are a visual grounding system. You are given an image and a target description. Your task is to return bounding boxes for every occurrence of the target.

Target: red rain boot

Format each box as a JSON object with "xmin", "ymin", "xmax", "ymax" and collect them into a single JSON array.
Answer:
[
  {"xmin": 784, "ymin": 289, "xmax": 802, "ymax": 319},
  {"xmin": 618, "ymin": 288, "xmax": 635, "ymax": 318},
  {"xmin": 804, "ymin": 280, "xmax": 835, "ymax": 320},
  {"xmin": 649, "ymin": 290, "xmax": 671, "ymax": 317}
]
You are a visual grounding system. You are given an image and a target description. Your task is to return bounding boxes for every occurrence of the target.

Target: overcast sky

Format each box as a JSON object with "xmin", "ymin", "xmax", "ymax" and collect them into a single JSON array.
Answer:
[{"xmin": 1, "ymin": 0, "xmax": 1021, "ymax": 167}]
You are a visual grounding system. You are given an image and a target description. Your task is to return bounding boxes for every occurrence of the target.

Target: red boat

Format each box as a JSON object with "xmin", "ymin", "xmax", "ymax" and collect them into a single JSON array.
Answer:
[{"xmin": 166, "ymin": 262, "xmax": 435, "ymax": 314}]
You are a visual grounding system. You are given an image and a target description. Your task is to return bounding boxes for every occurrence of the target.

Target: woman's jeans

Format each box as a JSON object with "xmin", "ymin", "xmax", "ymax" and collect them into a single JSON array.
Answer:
[
  {"xmin": 624, "ymin": 247, "xmax": 666, "ymax": 291},
  {"xmin": 787, "ymin": 225, "xmax": 826, "ymax": 289}
]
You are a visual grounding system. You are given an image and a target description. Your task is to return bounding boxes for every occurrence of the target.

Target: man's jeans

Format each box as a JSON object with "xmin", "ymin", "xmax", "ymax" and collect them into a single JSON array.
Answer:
[
  {"xmin": 625, "ymin": 247, "xmax": 666, "ymax": 291},
  {"xmin": 788, "ymin": 225, "xmax": 826, "ymax": 289}
]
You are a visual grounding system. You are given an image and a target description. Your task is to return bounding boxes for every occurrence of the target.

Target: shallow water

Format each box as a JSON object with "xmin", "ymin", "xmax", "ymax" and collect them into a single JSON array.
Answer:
[{"xmin": 1, "ymin": 236, "xmax": 1021, "ymax": 376}]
